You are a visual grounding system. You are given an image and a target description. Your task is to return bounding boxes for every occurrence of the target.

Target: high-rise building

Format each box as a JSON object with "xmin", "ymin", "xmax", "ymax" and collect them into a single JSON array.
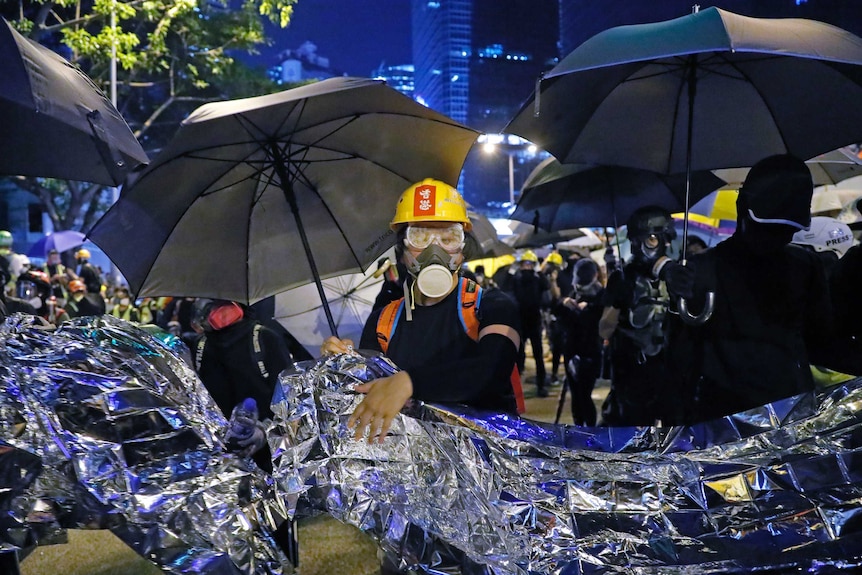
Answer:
[
  {"xmin": 411, "ymin": 0, "xmax": 559, "ymax": 207},
  {"xmin": 372, "ymin": 63, "xmax": 415, "ymax": 98},
  {"xmin": 411, "ymin": 0, "xmax": 473, "ymax": 124}
]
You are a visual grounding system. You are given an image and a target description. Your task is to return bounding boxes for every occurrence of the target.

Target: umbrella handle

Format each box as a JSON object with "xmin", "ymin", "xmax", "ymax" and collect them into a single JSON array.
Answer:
[{"xmin": 678, "ymin": 292, "xmax": 715, "ymax": 325}]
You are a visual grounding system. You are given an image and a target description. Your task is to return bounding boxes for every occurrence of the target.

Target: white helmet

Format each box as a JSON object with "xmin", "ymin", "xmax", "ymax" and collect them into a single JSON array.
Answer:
[{"xmin": 792, "ymin": 216, "xmax": 854, "ymax": 258}]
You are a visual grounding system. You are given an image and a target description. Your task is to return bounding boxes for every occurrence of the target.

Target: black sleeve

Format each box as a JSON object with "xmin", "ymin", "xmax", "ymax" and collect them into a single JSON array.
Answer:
[{"xmin": 359, "ymin": 306, "xmax": 384, "ymax": 352}]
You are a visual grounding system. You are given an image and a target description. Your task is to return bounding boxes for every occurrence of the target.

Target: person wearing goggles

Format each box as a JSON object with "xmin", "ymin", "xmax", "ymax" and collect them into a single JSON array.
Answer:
[{"xmin": 321, "ymin": 179, "xmax": 522, "ymax": 446}]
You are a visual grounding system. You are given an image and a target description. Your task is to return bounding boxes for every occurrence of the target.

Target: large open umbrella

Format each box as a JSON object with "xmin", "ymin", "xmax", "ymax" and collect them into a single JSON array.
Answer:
[
  {"xmin": 506, "ymin": 7, "xmax": 862, "ymax": 253},
  {"xmin": 0, "ymin": 18, "xmax": 148, "ymax": 184},
  {"xmin": 88, "ymin": 77, "xmax": 479, "ymax": 336},
  {"xmin": 511, "ymin": 157, "xmax": 724, "ymax": 232},
  {"xmin": 274, "ymin": 266, "xmax": 386, "ymax": 359},
  {"xmin": 26, "ymin": 230, "xmax": 87, "ymax": 258}
]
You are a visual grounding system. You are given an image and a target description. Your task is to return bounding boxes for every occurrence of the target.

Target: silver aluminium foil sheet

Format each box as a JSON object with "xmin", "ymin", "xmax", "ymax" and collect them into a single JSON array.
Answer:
[
  {"xmin": 0, "ymin": 314, "xmax": 291, "ymax": 575},
  {"xmin": 271, "ymin": 352, "xmax": 862, "ymax": 574}
]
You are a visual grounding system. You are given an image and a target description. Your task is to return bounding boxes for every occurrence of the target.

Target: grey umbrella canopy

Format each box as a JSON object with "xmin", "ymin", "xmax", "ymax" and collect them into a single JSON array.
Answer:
[
  {"xmin": 88, "ymin": 77, "xmax": 479, "ymax": 335},
  {"xmin": 506, "ymin": 7, "xmax": 862, "ymax": 252},
  {"xmin": 0, "ymin": 18, "xmax": 148, "ymax": 185},
  {"xmin": 511, "ymin": 157, "xmax": 725, "ymax": 231},
  {"xmin": 714, "ymin": 147, "xmax": 862, "ymax": 189}
]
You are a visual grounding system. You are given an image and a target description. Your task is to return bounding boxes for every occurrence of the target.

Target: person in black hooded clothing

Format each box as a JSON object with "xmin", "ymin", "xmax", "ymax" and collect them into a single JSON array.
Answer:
[
  {"xmin": 667, "ymin": 154, "xmax": 835, "ymax": 425},
  {"xmin": 191, "ymin": 298, "xmax": 298, "ymax": 563},
  {"xmin": 191, "ymin": 299, "xmax": 293, "ymax": 430}
]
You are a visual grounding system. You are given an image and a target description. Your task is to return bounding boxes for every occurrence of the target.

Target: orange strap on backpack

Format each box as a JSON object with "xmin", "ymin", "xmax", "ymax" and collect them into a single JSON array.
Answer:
[{"xmin": 376, "ymin": 278, "xmax": 525, "ymax": 414}]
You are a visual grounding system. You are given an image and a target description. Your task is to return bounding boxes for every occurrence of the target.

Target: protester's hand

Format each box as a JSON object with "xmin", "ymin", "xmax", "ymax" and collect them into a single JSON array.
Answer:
[
  {"xmin": 659, "ymin": 261, "xmax": 695, "ymax": 300},
  {"xmin": 348, "ymin": 371, "xmax": 413, "ymax": 444},
  {"xmin": 233, "ymin": 417, "xmax": 267, "ymax": 457},
  {"xmin": 320, "ymin": 336, "xmax": 355, "ymax": 357}
]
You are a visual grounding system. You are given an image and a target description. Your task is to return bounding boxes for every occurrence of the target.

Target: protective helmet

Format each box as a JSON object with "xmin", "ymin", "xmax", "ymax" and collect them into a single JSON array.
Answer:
[
  {"xmin": 545, "ymin": 251, "xmax": 563, "ymax": 266},
  {"xmin": 625, "ymin": 205, "xmax": 676, "ymax": 241},
  {"xmin": 792, "ymin": 216, "xmax": 854, "ymax": 258},
  {"xmin": 16, "ymin": 269, "xmax": 52, "ymax": 300},
  {"xmin": 0, "ymin": 230, "xmax": 12, "ymax": 250},
  {"xmin": 390, "ymin": 179, "xmax": 472, "ymax": 231},
  {"xmin": 518, "ymin": 249, "xmax": 539, "ymax": 263},
  {"xmin": 75, "ymin": 248, "xmax": 91, "ymax": 260},
  {"xmin": 68, "ymin": 279, "xmax": 87, "ymax": 293}
]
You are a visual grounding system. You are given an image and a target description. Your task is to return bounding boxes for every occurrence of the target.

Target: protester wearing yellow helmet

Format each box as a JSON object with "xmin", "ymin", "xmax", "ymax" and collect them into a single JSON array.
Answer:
[
  {"xmin": 74, "ymin": 246, "xmax": 104, "ymax": 296},
  {"xmin": 321, "ymin": 178, "xmax": 523, "ymax": 446}
]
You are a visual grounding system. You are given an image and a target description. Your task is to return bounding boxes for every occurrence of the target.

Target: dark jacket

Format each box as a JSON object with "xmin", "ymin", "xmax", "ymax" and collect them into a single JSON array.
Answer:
[
  {"xmin": 669, "ymin": 235, "xmax": 833, "ymax": 423},
  {"xmin": 193, "ymin": 317, "xmax": 293, "ymax": 420}
]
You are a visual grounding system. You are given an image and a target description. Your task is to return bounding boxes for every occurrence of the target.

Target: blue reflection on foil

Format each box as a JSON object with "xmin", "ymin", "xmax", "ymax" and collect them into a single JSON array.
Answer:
[
  {"xmin": 0, "ymin": 314, "xmax": 290, "ymax": 574},
  {"xmin": 271, "ymin": 351, "xmax": 862, "ymax": 575}
]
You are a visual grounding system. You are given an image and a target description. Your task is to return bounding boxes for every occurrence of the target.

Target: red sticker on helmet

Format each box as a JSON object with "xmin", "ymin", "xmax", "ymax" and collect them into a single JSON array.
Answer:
[{"xmin": 413, "ymin": 184, "xmax": 436, "ymax": 217}]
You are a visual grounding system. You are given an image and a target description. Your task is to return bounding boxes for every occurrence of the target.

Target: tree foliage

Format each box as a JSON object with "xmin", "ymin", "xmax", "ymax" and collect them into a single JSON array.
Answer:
[{"xmin": 1, "ymin": 0, "xmax": 298, "ymax": 233}]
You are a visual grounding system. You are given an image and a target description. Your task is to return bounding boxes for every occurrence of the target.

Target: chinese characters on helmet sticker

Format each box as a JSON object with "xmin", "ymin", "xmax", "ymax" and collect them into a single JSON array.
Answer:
[{"xmin": 414, "ymin": 184, "xmax": 436, "ymax": 217}]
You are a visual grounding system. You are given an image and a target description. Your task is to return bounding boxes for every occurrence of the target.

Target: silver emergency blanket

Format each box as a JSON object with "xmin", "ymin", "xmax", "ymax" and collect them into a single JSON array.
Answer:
[
  {"xmin": 272, "ymin": 352, "xmax": 862, "ymax": 574},
  {"xmin": 0, "ymin": 314, "xmax": 291, "ymax": 575}
]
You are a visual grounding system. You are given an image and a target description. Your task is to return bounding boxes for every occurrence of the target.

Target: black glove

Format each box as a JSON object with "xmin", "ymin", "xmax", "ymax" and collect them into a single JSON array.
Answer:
[{"xmin": 659, "ymin": 260, "xmax": 695, "ymax": 300}]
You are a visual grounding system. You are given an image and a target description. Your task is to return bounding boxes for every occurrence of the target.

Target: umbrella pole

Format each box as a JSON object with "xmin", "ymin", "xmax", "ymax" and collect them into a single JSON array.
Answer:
[
  {"xmin": 681, "ymin": 55, "xmax": 696, "ymax": 263},
  {"xmin": 677, "ymin": 58, "xmax": 715, "ymax": 326},
  {"xmin": 270, "ymin": 145, "xmax": 340, "ymax": 339}
]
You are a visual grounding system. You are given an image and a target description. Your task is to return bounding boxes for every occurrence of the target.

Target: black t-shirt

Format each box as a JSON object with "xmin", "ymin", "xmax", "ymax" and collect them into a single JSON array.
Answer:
[{"xmin": 360, "ymin": 281, "xmax": 520, "ymax": 413}]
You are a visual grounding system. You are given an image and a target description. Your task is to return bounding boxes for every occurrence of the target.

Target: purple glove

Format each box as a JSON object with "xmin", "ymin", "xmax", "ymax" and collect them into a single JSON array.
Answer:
[{"xmin": 225, "ymin": 416, "xmax": 267, "ymax": 458}]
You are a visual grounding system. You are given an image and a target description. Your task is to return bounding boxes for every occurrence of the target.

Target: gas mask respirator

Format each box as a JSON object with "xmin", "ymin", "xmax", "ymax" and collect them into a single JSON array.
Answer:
[
  {"xmin": 631, "ymin": 233, "xmax": 670, "ymax": 271},
  {"xmin": 406, "ymin": 244, "xmax": 460, "ymax": 299}
]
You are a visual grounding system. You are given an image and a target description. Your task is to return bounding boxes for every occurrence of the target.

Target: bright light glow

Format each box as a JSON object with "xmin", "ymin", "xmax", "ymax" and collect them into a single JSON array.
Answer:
[
  {"xmin": 528, "ymin": 145, "xmax": 537, "ymax": 154},
  {"xmin": 483, "ymin": 142, "xmax": 496, "ymax": 154}
]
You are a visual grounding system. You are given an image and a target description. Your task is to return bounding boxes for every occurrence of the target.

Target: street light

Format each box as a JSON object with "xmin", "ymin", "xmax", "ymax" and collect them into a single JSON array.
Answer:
[{"xmin": 479, "ymin": 134, "xmax": 539, "ymax": 206}]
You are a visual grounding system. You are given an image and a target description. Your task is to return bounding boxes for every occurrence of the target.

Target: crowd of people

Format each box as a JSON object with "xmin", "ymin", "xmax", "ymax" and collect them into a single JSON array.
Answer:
[
  {"xmin": 2, "ymin": 158, "xmax": 860, "ymax": 574},
  {"xmin": 1, "ymin": 153, "xmax": 860, "ymax": 439}
]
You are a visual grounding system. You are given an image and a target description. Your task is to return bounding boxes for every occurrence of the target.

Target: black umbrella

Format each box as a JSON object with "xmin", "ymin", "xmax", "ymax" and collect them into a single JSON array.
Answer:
[
  {"xmin": 88, "ymin": 77, "xmax": 479, "ymax": 336},
  {"xmin": 506, "ymin": 7, "xmax": 862, "ymax": 252},
  {"xmin": 511, "ymin": 157, "xmax": 725, "ymax": 231},
  {"xmin": 0, "ymin": 18, "xmax": 148, "ymax": 184}
]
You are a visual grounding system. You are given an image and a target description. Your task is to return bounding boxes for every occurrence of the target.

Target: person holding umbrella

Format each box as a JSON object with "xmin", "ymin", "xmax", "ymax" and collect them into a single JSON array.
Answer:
[
  {"xmin": 321, "ymin": 179, "xmax": 523, "ymax": 442},
  {"xmin": 598, "ymin": 205, "xmax": 693, "ymax": 426},
  {"xmin": 321, "ymin": 179, "xmax": 522, "ymax": 575},
  {"xmin": 667, "ymin": 154, "xmax": 836, "ymax": 424}
]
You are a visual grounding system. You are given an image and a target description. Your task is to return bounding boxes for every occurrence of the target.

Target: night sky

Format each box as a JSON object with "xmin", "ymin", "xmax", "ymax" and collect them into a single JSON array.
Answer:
[{"xmin": 248, "ymin": 0, "xmax": 413, "ymax": 77}]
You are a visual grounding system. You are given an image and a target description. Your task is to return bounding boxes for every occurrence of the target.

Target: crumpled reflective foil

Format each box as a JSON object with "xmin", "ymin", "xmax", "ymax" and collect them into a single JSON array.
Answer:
[
  {"xmin": 271, "ymin": 351, "xmax": 862, "ymax": 574},
  {"xmin": 0, "ymin": 314, "xmax": 290, "ymax": 575}
]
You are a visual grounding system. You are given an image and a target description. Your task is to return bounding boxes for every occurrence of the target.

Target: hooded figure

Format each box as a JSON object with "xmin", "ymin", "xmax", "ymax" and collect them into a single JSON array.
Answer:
[{"xmin": 668, "ymin": 154, "xmax": 835, "ymax": 424}]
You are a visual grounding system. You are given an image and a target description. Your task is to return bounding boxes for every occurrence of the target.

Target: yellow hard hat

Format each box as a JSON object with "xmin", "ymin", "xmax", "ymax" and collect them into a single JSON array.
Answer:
[
  {"xmin": 546, "ymin": 251, "xmax": 563, "ymax": 266},
  {"xmin": 75, "ymin": 248, "xmax": 91, "ymax": 259},
  {"xmin": 390, "ymin": 178, "xmax": 472, "ymax": 231},
  {"xmin": 519, "ymin": 249, "xmax": 539, "ymax": 263}
]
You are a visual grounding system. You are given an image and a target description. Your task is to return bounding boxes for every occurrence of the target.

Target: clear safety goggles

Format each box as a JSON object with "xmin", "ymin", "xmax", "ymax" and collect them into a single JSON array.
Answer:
[{"xmin": 404, "ymin": 224, "xmax": 465, "ymax": 252}]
